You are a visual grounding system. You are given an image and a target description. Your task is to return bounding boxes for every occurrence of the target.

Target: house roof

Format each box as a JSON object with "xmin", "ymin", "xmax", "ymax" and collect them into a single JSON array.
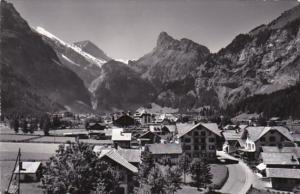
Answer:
[
  {"xmin": 261, "ymin": 152, "xmax": 299, "ymax": 165},
  {"xmin": 245, "ymin": 126, "xmax": 293, "ymax": 142},
  {"xmin": 99, "ymin": 149, "xmax": 138, "ymax": 173},
  {"xmin": 223, "ymin": 130, "xmax": 243, "ymax": 140},
  {"xmin": 177, "ymin": 122, "xmax": 221, "ymax": 138},
  {"xmin": 232, "ymin": 113, "xmax": 260, "ymax": 121},
  {"xmin": 147, "ymin": 143, "xmax": 182, "ymax": 155},
  {"xmin": 261, "ymin": 146, "xmax": 300, "ymax": 158},
  {"xmin": 117, "ymin": 148, "xmax": 141, "ymax": 163},
  {"xmin": 266, "ymin": 168, "xmax": 300, "ymax": 179},
  {"xmin": 14, "ymin": 162, "xmax": 41, "ymax": 174},
  {"xmin": 111, "ymin": 128, "xmax": 132, "ymax": 141}
]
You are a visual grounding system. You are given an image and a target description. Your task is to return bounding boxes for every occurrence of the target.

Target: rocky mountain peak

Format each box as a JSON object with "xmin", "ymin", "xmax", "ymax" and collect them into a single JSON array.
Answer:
[
  {"xmin": 156, "ymin": 31, "xmax": 210, "ymax": 54},
  {"xmin": 157, "ymin": 31, "xmax": 176, "ymax": 47},
  {"xmin": 74, "ymin": 40, "xmax": 111, "ymax": 61}
]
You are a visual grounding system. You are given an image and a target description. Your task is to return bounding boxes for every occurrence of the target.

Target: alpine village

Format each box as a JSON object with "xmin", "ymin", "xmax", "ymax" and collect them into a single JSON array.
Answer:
[{"xmin": 1, "ymin": 0, "xmax": 300, "ymax": 194}]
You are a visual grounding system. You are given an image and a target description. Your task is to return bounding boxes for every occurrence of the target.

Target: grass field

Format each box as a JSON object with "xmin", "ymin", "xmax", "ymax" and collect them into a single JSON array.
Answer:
[
  {"xmin": 30, "ymin": 136, "xmax": 76, "ymax": 143},
  {"xmin": 0, "ymin": 134, "xmax": 39, "ymax": 142}
]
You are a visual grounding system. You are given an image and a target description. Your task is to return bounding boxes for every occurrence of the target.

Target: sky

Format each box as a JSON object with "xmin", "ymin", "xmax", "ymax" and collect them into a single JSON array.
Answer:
[{"xmin": 10, "ymin": 0, "xmax": 299, "ymax": 60}]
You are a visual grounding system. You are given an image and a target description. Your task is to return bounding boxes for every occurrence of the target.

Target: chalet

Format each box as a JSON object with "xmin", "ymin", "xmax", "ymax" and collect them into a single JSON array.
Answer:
[
  {"xmin": 266, "ymin": 168, "xmax": 300, "ymax": 191},
  {"xmin": 114, "ymin": 115, "xmax": 135, "ymax": 127},
  {"xmin": 14, "ymin": 162, "xmax": 42, "ymax": 182},
  {"xmin": 238, "ymin": 126, "xmax": 294, "ymax": 161},
  {"xmin": 261, "ymin": 146, "xmax": 300, "ymax": 162},
  {"xmin": 138, "ymin": 131, "xmax": 161, "ymax": 145},
  {"xmin": 117, "ymin": 148, "xmax": 141, "ymax": 167},
  {"xmin": 155, "ymin": 114, "xmax": 178, "ymax": 124},
  {"xmin": 98, "ymin": 149, "xmax": 138, "ymax": 194},
  {"xmin": 87, "ymin": 122, "xmax": 106, "ymax": 131},
  {"xmin": 147, "ymin": 143, "xmax": 182, "ymax": 164},
  {"xmin": 149, "ymin": 124, "xmax": 177, "ymax": 136},
  {"xmin": 177, "ymin": 123, "xmax": 222, "ymax": 160},
  {"xmin": 222, "ymin": 129, "xmax": 244, "ymax": 154},
  {"xmin": 231, "ymin": 113, "xmax": 260, "ymax": 125},
  {"xmin": 259, "ymin": 152, "xmax": 300, "ymax": 169},
  {"xmin": 139, "ymin": 112, "xmax": 154, "ymax": 125},
  {"xmin": 112, "ymin": 128, "xmax": 132, "ymax": 148}
]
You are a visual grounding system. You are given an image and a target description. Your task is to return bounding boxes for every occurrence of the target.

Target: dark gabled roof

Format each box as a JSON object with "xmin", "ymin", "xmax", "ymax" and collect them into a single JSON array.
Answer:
[{"xmin": 147, "ymin": 143, "xmax": 182, "ymax": 155}]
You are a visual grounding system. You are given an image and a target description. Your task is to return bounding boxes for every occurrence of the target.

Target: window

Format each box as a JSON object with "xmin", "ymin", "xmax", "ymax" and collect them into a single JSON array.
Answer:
[
  {"xmin": 201, "ymin": 131, "xmax": 206, "ymax": 136},
  {"xmin": 194, "ymin": 138, "xmax": 199, "ymax": 143},
  {"xmin": 187, "ymin": 132, "xmax": 192, "ymax": 136},
  {"xmin": 201, "ymin": 138, "xmax": 206, "ymax": 143},
  {"xmin": 193, "ymin": 153, "xmax": 199, "ymax": 157},
  {"xmin": 209, "ymin": 138, "xmax": 215, "ymax": 143},
  {"xmin": 260, "ymin": 137, "xmax": 265, "ymax": 142},
  {"xmin": 194, "ymin": 145, "xmax": 199, "ymax": 150},
  {"xmin": 194, "ymin": 131, "xmax": 199, "ymax": 136},
  {"xmin": 209, "ymin": 145, "xmax": 215, "ymax": 150},
  {"xmin": 201, "ymin": 145, "xmax": 206, "ymax": 150},
  {"xmin": 281, "ymin": 136, "xmax": 285, "ymax": 141},
  {"xmin": 184, "ymin": 145, "xmax": 191, "ymax": 150},
  {"xmin": 269, "ymin": 136, "xmax": 276, "ymax": 142},
  {"xmin": 184, "ymin": 138, "xmax": 191, "ymax": 143}
]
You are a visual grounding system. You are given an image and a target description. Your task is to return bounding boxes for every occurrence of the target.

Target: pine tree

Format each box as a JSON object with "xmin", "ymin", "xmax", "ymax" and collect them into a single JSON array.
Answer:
[
  {"xmin": 147, "ymin": 165, "xmax": 165, "ymax": 194},
  {"xmin": 139, "ymin": 149, "xmax": 155, "ymax": 184},
  {"xmin": 164, "ymin": 166, "xmax": 182, "ymax": 194},
  {"xmin": 190, "ymin": 158, "xmax": 212, "ymax": 190},
  {"xmin": 178, "ymin": 153, "xmax": 190, "ymax": 184}
]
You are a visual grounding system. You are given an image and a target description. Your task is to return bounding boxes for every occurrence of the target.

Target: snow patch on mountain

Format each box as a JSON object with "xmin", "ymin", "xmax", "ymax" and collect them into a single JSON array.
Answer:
[
  {"xmin": 36, "ymin": 27, "xmax": 107, "ymax": 68},
  {"xmin": 61, "ymin": 54, "xmax": 80, "ymax": 67}
]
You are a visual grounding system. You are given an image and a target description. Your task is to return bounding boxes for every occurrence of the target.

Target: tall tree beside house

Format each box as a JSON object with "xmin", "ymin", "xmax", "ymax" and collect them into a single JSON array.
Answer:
[
  {"xmin": 42, "ymin": 142, "xmax": 119, "ymax": 194},
  {"xmin": 190, "ymin": 158, "xmax": 212, "ymax": 190},
  {"xmin": 178, "ymin": 153, "xmax": 190, "ymax": 184},
  {"xmin": 138, "ymin": 149, "xmax": 155, "ymax": 183},
  {"xmin": 164, "ymin": 166, "xmax": 182, "ymax": 194},
  {"xmin": 147, "ymin": 165, "xmax": 165, "ymax": 194}
]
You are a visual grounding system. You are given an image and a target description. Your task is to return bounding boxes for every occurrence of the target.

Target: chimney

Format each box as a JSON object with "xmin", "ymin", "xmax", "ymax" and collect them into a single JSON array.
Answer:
[{"xmin": 291, "ymin": 155, "xmax": 296, "ymax": 162}]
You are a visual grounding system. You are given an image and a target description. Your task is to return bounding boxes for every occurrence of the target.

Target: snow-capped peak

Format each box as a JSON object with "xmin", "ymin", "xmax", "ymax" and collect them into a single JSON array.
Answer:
[
  {"xmin": 36, "ymin": 26, "xmax": 107, "ymax": 68},
  {"xmin": 36, "ymin": 27, "xmax": 67, "ymax": 46}
]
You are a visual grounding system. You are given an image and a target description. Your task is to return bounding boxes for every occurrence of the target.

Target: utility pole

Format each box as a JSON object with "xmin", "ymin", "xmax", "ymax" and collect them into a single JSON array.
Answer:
[{"xmin": 18, "ymin": 148, "xmax": 21, "ymax": 194}]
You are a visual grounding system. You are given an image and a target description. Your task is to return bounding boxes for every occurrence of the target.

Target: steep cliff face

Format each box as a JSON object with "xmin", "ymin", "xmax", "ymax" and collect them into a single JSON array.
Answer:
[
  {"xmin": 0, "ymin": 0, "xmax": 91, "ymax": 115},
  {"xmin": 205, "ymin": 4, "xmax": 300, "ymax": 107},
  {"xmin": 92, "ymin": 60, "xmax": 155, "ymax": 111}
]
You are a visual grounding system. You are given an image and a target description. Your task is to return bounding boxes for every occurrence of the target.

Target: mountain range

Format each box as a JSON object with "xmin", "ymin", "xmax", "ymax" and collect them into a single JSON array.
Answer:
[
  {"xmin": 0, "ymin": 0, "xmax": 91, "ymax": 115},
  {"xmin": 1, "ymin": 0, "xmax": 300, "ymax": 117}
]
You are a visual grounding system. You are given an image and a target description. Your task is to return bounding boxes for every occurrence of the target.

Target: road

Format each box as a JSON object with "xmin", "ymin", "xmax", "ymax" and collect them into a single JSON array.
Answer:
[{"xmin": 217, "ymin": 151, "xmax": 254, "ymax": 194}]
